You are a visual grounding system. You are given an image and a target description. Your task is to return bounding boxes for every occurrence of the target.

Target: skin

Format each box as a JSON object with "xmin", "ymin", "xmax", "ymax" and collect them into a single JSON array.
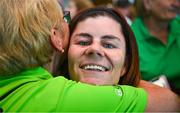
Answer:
[
  {"xmin": 68, "ymin": 16, "xmax": 126, "ymax": 85},
  {"xmin": 144, "ymin": 0, "xmax": 179, "ymax": 21},
  {"xmin": 60, "ymin": 21, "xmax": 70, "ymax": 52},
  {"xmin": 65, "ymin": 0, "xmax": 77, "ymax": 18},
  {"xmin": 48, "ymin": 20, "xmax": 70, "ymax": 73}
]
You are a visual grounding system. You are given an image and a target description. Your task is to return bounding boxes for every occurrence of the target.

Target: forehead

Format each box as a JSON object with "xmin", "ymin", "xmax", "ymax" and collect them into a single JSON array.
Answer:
[{"xmin": 74, "ymin": 16, "xmax": 123, "ymax": 36}]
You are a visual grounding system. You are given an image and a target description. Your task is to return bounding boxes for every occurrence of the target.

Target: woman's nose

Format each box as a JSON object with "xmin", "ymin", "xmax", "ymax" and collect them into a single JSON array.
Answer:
[{"xmin": 84, "ymin": 43, "xmax": 105, "ymax": 57}]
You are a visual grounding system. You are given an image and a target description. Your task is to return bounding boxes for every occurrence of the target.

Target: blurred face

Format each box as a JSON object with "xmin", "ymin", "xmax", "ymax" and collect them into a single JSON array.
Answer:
[
  {"xmin": 65, "ymin": 0, "xmax": 77, "ymax": 18},
  {"xmin": 145, "ymin": 0, "xmax": 179, "ymax": 20},
  {"xmin": 68, "ymin": 16, "xmax": 126, "ymax": 85}
]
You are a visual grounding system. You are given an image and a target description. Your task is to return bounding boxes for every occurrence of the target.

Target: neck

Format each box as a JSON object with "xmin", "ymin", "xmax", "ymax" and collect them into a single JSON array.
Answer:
[{"xmin": 143, "ymin": 17, "xmax": 170, "ymax": 44}]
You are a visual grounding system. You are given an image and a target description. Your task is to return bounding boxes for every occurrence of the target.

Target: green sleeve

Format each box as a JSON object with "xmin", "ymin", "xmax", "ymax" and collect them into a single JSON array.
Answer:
[
  {"xmin": 1, "ymin": 76, "xmax": 147, "ymax": 112},
  {"xmin": 46, "ymin": 77, "xmax": 147, "ymax": 112}
]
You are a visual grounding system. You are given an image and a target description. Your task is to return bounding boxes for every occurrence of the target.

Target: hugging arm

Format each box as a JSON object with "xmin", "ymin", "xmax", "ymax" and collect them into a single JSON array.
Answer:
[{"xmin": 139, "ymin": 80, "xmax": 180, "ymax": 112}]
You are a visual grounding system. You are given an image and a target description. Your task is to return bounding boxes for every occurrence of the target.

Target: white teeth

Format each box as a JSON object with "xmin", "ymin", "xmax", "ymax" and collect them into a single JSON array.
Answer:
[{"xmin": 83, "ymin": 65, "xmax": 106, "ymax": 71}]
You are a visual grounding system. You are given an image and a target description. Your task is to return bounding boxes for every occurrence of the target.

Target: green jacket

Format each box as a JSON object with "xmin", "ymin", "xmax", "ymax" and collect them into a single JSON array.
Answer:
[{"xmin": 0, "ymin": 67, "xmax": 147, "ymax": 112}]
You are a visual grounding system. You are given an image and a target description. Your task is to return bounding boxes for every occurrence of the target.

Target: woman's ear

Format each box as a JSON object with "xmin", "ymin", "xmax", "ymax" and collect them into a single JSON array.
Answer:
[{"xmin": 50, "ymin": 28, "xmax": 64, "ymax": 53}]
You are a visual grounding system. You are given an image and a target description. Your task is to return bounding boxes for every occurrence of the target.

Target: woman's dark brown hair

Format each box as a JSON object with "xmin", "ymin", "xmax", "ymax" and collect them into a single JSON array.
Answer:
[{"xmin": 58, "ymin": 7, "xmax": 141, "ymax": 86}]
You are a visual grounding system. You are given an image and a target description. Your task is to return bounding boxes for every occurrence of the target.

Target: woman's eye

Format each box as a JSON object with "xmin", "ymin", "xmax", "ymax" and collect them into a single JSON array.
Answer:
[
  {"xmin": 79, "ymin": 41, "xmax": 89, "ymax": 46},
  {"xmin": 103, "ymin": 43, "xmax": 115, "ymax": 49}
]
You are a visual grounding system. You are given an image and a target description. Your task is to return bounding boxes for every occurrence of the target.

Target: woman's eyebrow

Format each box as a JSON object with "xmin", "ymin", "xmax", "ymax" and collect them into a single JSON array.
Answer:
[
  {"xmin": 102, "ymin": 35, "xmax": 121, "ymax": 42},
  {"xmin": 74, "ymin": 33, "xmax": 92, "ymax": 39}
]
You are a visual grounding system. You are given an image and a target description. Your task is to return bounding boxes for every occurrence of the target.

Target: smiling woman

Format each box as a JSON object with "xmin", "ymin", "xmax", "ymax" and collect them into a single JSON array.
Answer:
[
  {"xmin": 67, "ymin": 7, "xmax": 140, "ymax": 86},
  {"xmin": 68, "ymin": 16, "xmax": 126, "ymax": 85},
  {"xmin": 57, "ymin": 7, "xmax": 180, "ymax": 112}
]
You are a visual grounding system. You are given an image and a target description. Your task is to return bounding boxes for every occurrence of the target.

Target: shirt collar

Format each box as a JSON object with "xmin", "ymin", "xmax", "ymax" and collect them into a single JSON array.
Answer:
[{"xmin": 134, "ymin": 17, "xmax": 179, "ymax": 42}]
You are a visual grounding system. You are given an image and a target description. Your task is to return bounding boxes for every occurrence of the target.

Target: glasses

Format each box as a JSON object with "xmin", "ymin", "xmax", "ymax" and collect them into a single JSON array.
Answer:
[{"xmin": 63, "ymin": 11, "xmax": 71, "ymax": 24}]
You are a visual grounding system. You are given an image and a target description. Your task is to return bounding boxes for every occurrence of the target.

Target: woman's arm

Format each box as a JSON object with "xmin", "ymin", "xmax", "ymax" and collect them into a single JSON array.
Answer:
[{"xmin": 138, "ymin": 80, "xmax": 180, "ymax": 112}]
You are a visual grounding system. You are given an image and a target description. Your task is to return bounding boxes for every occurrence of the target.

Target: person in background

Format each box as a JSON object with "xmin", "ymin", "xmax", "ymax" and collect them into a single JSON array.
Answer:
[
  {"xmin": 113, "ymin": 0, "xmax": 136, "ymax": 25},
  {"xmin": 91, "ymin": 0, "xmax": 113, "ymax": 8},
  {"xmin": 65, "ymin": 0, "xmax": 94, "ymax": 19},
  {"xmin": 131, "ymin": 0, "xmax": 180, "ymax": 94},
  {"xmin": 61, "ymin": 7, "xmax": 179, "ymax": 111}
]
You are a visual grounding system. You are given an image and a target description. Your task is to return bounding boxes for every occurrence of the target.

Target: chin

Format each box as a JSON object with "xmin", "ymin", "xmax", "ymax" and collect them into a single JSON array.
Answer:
[{"xmin": 165, "ymin": 14, "xmax": 177, "ymax": 20}]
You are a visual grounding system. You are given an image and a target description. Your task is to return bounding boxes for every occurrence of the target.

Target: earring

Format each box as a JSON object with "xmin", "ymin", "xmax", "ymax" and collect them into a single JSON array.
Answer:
[
  {"xmin": 58, "ymin": 42, "xmax": 64, "ymax": 53},
  {"xmin": 60, "ymin": 48, "xmax": 64, "ymax": 53},
  {"xmin": 56, "ymin": 40, "xmax": 64, "ymax": 53}
]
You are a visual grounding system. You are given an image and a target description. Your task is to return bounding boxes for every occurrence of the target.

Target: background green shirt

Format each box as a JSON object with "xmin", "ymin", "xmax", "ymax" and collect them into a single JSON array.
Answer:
[
  {"xmin": 0, "ymin": 67, "xmax": 147, "ymax": 112},
  {"xmin": 131, "ymin": 16, "xmax": 180, "ymax": 93}
]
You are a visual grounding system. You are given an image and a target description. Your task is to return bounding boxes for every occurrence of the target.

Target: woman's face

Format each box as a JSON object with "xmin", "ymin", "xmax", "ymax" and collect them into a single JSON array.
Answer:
[{"xmin": 68, "ymin": 16, "xmax": 126, "ymax": 85}]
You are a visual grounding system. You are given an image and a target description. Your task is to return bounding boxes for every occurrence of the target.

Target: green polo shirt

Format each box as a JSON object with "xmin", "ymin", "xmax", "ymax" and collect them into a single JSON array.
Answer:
[
  {"xmin": 131, "ymin": 16, "xmax": 180, "ymax": 91},
  {"xmin": 0, "ymin": 67, "xmax": 147, "ymax": 112}
]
